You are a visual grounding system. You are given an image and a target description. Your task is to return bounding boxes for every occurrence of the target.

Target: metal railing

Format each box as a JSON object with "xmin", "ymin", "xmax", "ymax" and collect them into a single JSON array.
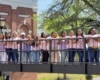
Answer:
[
  {"xmin": 0, "ymin": 37, "xmax": 100, "ymax": 74},
  {"xmin": 0, "ymin": 37, "xmax": 99, "ymax": 64}
]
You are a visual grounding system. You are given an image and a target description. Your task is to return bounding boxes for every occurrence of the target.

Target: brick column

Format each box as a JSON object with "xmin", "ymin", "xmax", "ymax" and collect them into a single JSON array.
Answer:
[
  {"xmin": 33, "ymin": 12, "xmax": 37, "ymax": 35},
  {"xmin": 11, "ymin": 9, "xmax": 18, "ymax": 32}
]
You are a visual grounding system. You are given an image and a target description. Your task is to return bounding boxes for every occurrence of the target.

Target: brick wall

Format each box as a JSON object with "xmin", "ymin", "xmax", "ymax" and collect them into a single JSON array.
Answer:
[{"xmin": 0, "ymin": 4, "xmax": 36, "ymax": 35}]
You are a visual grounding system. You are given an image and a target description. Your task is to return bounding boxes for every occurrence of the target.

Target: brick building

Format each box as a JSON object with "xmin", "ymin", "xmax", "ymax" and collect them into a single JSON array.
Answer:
[{"xmin": 0, "ymin": 0, "xmax": 37, "ymax": 35}]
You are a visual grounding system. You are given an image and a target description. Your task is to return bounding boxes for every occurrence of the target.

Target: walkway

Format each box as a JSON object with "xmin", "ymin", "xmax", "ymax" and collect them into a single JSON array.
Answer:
[{"xmin": 93, "ymin": 77, "xmax": 100, "ymax": 80}]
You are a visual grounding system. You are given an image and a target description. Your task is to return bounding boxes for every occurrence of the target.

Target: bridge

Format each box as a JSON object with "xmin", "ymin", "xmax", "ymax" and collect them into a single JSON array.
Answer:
[{"xmin": 0, "ymin": 38, "xmax": 100, "ymax": 76}]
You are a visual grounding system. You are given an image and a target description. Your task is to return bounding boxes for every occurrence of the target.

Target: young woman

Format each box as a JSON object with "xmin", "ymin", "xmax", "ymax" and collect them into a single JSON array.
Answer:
[
  {"xmin": 40, "ymin": 32, "xmax": 49, "ymax": 62},
  {"xmin": 75, "ymin": 29, "xmax": 84, "ymax": 62},
  {"xmin": 5, "ymin": 33, "xmax": 12, "ymax": 62},
  {"xmin": 67, "ymin": 30, "xmax": 76, "ymax": 62},
  {"xmin": 31, "ymin": 35, "xmax": 40, "ymax": 63},
  {"xmin": 0, "ymin": 34, "xmax": 6, "ymax": 62},
  {"xmin": 58, "ymin": 31, "xmax": 67, "ymax": 63},
  {"xmin": 87, "ymin": 27, "xmax": 99, "ymax": 63},
  {"xmin": 23, "ymin": 35, "xmax": 32, "ymax": 63},
  {"xmin": 48, "ymin": 31, "xmax": 61, "ymax": 63},
  {"xmin": 11, "ymin": 32, "xmax": 19, "ymax": 62},
  {"xmin": 19, "ymin": 32, "xmax": 29, "ymax": 63}
]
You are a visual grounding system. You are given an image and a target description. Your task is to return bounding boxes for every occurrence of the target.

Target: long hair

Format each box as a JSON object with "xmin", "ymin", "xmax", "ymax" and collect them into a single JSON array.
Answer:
[
  {"xmin": 5, "ymin": 33, "xmax": 11, "ymax": 40},
  {"xmin": 88, "ymin": 27, "xmax": 97, "ymax": 35},
  {"xmin": 31, "ymin": 35, "xmax": 38, "ymax": 47},
  {"xmin": 41, "ymin": 32, "xmax": 46, "ymax": 38},
  {"xmin": 0, "ymin": 34, "xmax": 4, "ymax": 40},
  {"xmin": 76, "ymin": 29, "xmax": 84, "ymax": 42},
  {"xmin": 61, "ymin": 30, "xmax": 66, "ymax": 37}
]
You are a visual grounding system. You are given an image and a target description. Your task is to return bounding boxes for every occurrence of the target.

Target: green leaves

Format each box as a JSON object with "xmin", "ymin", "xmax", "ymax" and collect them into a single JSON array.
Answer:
[{"xmin": 37, "ymin": 0, "xmax": 100, "ymax": 34}]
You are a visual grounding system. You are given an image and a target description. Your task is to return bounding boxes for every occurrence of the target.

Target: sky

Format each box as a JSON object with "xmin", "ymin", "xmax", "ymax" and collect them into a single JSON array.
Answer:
[
  {"xmin": 37, "ymin": 0, "xmax": 53, "ymax": 35},
  {"xmin": 37, "ymin": 0, "xmax": 53, "ymax": 14}
]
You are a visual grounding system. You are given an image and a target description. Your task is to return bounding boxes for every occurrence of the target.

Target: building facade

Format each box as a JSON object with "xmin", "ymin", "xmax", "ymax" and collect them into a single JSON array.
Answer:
[{"xmin": 0, "ymin": 0, "xmax": 37, "ymax": 35}]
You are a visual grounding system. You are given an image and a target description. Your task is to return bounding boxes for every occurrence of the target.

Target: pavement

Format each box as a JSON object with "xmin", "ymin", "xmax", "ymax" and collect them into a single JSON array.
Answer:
[{"xmin": 93, "ymin": 77, "xmax": 100, "ymax": 80}]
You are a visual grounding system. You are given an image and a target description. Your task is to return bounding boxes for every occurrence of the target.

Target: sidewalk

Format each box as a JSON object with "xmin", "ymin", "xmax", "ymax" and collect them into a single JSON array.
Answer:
[{"xmin": 93, "ymin": 77, "xmax": 100, "ymax": 80}]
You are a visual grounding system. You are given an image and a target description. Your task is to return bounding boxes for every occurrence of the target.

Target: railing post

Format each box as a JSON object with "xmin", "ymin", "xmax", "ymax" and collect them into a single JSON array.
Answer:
[
  {"xmin": 19, "ymin": 40, "xmax": 22, "ymax": 72},
  {"xmin": 49, "ymin": 39, "xmax": 52, "ymax": 73},
  {"xmin": 84, "ymin": 37, "xmax": 87, "ymax": 74}
]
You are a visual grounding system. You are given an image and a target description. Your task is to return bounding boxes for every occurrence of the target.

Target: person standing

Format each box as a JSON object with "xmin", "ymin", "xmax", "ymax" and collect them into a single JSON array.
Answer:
[
  {"xmin": 75, "ymin": 29, "xmax": 84, "ymax": 62},
  {"xmin": 0, "ymin": 34, "xmax": 6, "ymax": 62},
  {"xmin": 11, "ymin": 32, "xmax": 19, "ymax": 62},
  {"xmin": 67, "ymin": 30, "xmax": 76, "ymax": 62},
  {"xmin": 5, "ymin": 33, "xmax": 12, "ymax": 62},
  {"xmin": 48, "ymin": 31, "xmax": 61, "ymax": 63},
  {"xmin": 58, "ymin": 31, "xmax": 67, "ymax": 63},
  {"xmin": 19, "ymin": 32, "xmax": 28, "ymax": 63},
  {"xmin": 31, "ymin": 35, "xmax": 40, "ymax": 63},
  {"xmin": 24, "ymin": 35, "xmax": 32, "ymax": 63},
  {"xmin": 87, "ymin": 27, "xmax": 99, "ymax": 63},
  {"xmin": 40, "ymin": 32, "xmax": 49, "ymax": 63}
]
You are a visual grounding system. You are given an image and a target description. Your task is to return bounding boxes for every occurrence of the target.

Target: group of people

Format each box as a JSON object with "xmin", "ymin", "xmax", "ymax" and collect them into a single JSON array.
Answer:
[{"xmin": 0, "ymin": 27, "xmax": 100, "ymax": 63}]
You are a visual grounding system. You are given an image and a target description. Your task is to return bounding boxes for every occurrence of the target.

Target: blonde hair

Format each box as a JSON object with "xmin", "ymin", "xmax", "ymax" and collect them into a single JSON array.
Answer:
[
  {"xmin": 27, "ymin": 35, "xmax": 32, "ymax": 40},
  {"xmin": 13, "ymin": 31, "xmax": 18, "ymax": 37},
  {"xmin": 56, "ymin": 33, "xmax": 59, "ymax": 38}
]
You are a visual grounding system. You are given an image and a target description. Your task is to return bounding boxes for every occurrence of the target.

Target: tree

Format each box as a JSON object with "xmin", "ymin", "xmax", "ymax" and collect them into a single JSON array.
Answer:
[{"xmin": 38, "ymin": 0, "xmax": 100, "ymax": 34}]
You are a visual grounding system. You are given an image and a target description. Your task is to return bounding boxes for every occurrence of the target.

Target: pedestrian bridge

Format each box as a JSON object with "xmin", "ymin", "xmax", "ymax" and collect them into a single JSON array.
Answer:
[
  {"xmin": 0, "ymin": 38, "xmax": 100, "ymax": 75},
  {"xmin": 0, "ymin": 63, "xmax": 100, "ymax": 75}
]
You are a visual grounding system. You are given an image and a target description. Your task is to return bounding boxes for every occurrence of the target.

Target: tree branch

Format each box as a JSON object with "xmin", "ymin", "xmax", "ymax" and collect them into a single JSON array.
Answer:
[{"xmin": 82, "ymin": 0, "xmax": 100, "ymax": 15}]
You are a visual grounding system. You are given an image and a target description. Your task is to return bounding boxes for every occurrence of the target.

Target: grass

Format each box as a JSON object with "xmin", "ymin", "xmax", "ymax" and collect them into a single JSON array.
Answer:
[{"xmin": 38, "ymin": 73, "xmax": 99, "ymax": 80}]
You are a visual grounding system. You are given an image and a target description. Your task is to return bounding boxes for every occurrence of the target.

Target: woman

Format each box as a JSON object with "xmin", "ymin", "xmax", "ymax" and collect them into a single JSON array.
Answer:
[
  {"xmin": 75, "ymin": 29, "xmax": 84, "ymax": 62},
  {"xmin": 31, "ymin": 35, "xmax": 40, "ymax": 63},
  {"xmin": 5, "ymin": 33, "xmax": 12, "ymax": 62},
  {"xmin": 58, "ymin": 31, "xmax": 67, "ymax": 63},
  {"xmin": 40, "ymin": 32, "xmax": 49, "ymax": 62},
  {"xmin": 0, "ymin": 34, "xmax": 6, "ymax": 62},
  {"xmin": 24, "ymin": 35, "xmax": 32, "ymax": 63},
  {"xmin": 19, "ymin": 32, "xmax": 28, "ymax": 63},
  {"xmin": 48, "ymin": 31, "xmax": 61, "ymax": 63},
  {"xmin": 67, "ymin": 30, "xmax": 76, "ymax": 62},
  {"xmin": 11, "ymin": 31, "xmax": 19, "ymax": 62},
  {"xmin": 87, "ymin": 27, "xmax": 99, "ymax": 63}
]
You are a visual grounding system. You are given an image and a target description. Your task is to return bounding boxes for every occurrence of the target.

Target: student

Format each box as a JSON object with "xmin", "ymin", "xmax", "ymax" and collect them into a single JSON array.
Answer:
[
  {"xmin": 19, "ymin": 32, "xmax": 28, "ymax": 63},
  {"xmin": 87, "ymin": 27, "xmax": 99, "ymax": 63},
  {"xmin": 0, "ymin": 34, "xmax": 6, "ymax": 62},
  {"xmin": 48, "ymin": 31, "xmax": 61, "ymax": 63},
  {"xmin": 67, "ymin": 30, "xmax": 76, "ymax": 62},
  {"xmin": 5, "ymin": 33, "xmax": 12, "ymax": 62},
  {"xmin": 11, "ymin": 32, "xmax": 19, "ymax": 62},
  {"xmin": 31, "ymin": 35, "xmax": 40, "ymax": 63},
  {"xmin": 58, "ymin": 31, "xmax": 67, "ymax": 63},
  {"xmin": 40, "ymin": 32, "xmax": 49, "ymax": 62},
  {"xmin": 75, "ymin": 29, "xmax": 84, "ymax": 62}
]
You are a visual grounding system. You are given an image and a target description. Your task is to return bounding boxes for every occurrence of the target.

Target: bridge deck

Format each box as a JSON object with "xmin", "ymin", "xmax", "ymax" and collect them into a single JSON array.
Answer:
[{"xmin": 0, "ymin": 63, "xmax": 100, "ymax": 75}]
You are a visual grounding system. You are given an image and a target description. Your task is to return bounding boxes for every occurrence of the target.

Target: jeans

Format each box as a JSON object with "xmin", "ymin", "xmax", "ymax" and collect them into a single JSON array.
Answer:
[
  {"xmin": 76, "ymin": 49, "xmax": 84, "ymax": 62},
  {"xmin": 5, "ymin": 48, "xmax": 13, "ymax": 62},
  {"xmin": 31, "ymin": 50, "xmax": 40, "ymax": 63},
  {"xmin": 68, "ymin": 48, "xmax": 76, "ymax": 62},
  {"xmin": 22, "ymin": 51, "xmax": 31, "ymax": 63},
  {"xmin": 0, "ymin": 56, "xmax": 1, "ymax": 62},
  {"xmin": 85, "ymin": 48, "xmax": 89, "ymax": 62},
  {"xmin": 60, "ymin": 50, "xmax": 66, "ymax": 63},
  {"xmin": 88, "ymin": 47, "xmax": 99, "ymax": 63},
  {"xmin": 12, "ymin": 49, "xmax": 18, "ymax": 62}
]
